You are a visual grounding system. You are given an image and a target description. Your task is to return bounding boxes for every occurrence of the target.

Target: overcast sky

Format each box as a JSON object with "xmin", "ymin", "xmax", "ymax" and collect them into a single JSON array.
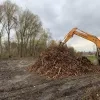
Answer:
[{"xmin": 0, "ymin": 0, "xmax": 100, "ymax": 51}]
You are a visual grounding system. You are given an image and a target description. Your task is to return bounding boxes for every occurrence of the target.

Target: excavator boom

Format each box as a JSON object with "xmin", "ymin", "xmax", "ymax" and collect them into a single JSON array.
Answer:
[
  {"xmin": 63, "ymin": 28, "xmax": 100, "ymax": 48},
  {"xmin": 62, "ymin": 28, "xmax": 100, "ymax": 65}
]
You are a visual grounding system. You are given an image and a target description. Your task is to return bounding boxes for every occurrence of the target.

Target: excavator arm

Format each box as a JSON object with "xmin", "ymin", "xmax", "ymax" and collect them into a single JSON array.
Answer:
[
  {"xmin": 62, "ymin": 28, "xmax": 100, "ymax": 48},
  {"xmin": 62, "ymin": 28, "xmax": 100, "ymax": 65}
]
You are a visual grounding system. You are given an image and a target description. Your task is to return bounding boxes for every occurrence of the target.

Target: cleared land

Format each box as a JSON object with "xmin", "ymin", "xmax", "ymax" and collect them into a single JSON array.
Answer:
[{"xmin": 0, "ymin": 59, "xmax": 100, "ymax": 100}]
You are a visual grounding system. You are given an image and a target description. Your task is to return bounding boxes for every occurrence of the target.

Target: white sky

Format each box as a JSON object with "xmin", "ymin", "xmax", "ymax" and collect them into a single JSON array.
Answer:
[{"xmin": 0, "ymin": 0, "xmax": 100, "ymax": 51}]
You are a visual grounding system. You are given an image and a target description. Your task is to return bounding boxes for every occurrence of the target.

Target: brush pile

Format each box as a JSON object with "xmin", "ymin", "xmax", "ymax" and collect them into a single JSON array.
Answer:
[{"xmin": 29, "ymin": 46, "xmax": 94, "ymax": 79}]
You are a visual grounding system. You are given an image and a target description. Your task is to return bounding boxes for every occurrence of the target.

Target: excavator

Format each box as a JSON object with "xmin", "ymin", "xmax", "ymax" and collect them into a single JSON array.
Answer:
[{"xmin": 60, "ymin": 28, "xmax": 100, "ymax": 65}]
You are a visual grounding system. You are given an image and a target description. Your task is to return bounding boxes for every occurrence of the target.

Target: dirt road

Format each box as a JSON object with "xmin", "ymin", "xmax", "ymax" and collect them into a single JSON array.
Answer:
[{"xmin": 0, "ymin": 59, "xmax": 100, "ymax": 100}]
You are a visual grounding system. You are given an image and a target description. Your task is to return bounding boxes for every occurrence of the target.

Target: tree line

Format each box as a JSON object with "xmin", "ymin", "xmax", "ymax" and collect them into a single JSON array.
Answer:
[{"xmin": 0, "ymin": 1, "xmax": 52, "ymax": 58}]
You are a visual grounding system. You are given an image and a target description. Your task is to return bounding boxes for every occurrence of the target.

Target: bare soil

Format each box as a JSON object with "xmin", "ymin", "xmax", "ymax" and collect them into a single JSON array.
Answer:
[{"xmin": 0, "ymin": 59, "xmax": 100, "ymax": 100}]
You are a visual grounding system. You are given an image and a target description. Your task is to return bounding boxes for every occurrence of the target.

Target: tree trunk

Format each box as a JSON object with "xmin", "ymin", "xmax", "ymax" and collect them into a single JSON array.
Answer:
[
  {"xmin": 17, "ymin": 42, "xmax": 20, "ymax": 56},
  {"xmin": 20, "ymin": 33, "xmax": 23, "ymax": 57},
  {"xmin": 8, "ymin": 30, "xmax": 11, "ymax": 58},
  {"xmin": 23, "ymin": 38, "xmax": 27, "ymax": 57},
  {"xmin": 31, "ymin": 36, "xmax": 36, "ymax": 57},
  {"xmin": 25, "ymin": 36, "xmax": 30, "ymax": 57},
  {"xmin": 29, "ymin": 38, "xmax": 32, "ymax": 56},
  {"xmin": 20, "ymin": 40, "xmax": 23, "ymax": 57},
  {"xmin": 16, "ymin": 32, "xmax": 20, "ymax": 56},
  {"xmin": 0, "ymin": 35, "xmax": 2, "ymax": 58}
]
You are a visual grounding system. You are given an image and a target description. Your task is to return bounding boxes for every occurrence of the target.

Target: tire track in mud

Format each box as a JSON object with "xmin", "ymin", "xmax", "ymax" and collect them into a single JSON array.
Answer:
[{"xmin": 1, "ymin": 74, "xmax": 100, "ymax": 100}]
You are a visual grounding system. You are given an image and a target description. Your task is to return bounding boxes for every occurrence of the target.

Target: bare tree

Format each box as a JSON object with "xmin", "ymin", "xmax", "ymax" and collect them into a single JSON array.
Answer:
[
  {"xmin": 0, "ymin": 5, "xmax": 5, "ymax": 57},
  {"xmin": 17, "ymin": 10, "xmax": 42, "ymax": 57},
  {"xmin": 0, "ymin": 1, "xmax": 51, "ymax": 58},
  {"xmin": 3, "ymin": 1, "xmax": 18, "ymax": 57},
  {"xmin": 34, "ymin": 29, "xmax": 50, "ymax": 56},
  {"xmin": 18, "ymin": 10, "xmax": 32, "ymax": 57},
  {"xmin": 29, "ymin": 15, "xmax": 42, "ymax": 56}
]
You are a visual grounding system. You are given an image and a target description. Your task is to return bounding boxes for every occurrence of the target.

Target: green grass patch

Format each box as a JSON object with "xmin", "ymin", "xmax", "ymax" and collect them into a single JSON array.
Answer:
[{"xmin": 86, "ymin": 55, "xmax": 97, "ymax": 62}]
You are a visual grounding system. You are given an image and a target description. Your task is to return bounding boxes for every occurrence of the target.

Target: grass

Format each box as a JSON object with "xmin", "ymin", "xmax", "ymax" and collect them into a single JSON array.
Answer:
[{"xmin": 86, "ymin": 55, "xmax": 97, "ymax": 63}]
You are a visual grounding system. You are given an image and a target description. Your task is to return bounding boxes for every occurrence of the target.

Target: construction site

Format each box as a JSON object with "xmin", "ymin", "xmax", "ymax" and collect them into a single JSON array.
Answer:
[
  {"xmin": 29, "ymin": 28, "xmax": 100, "ymax": 80},
  {"xmin": 1, "ymin": 28, "xmax": 100, "ymax": 100},
  {"xmin": 1, "ymin": 46, "xmax": 100, "ymax": 100},
  {"xmin": 1, "ymin": 0, "xmax": 100, "ymax": 100}
]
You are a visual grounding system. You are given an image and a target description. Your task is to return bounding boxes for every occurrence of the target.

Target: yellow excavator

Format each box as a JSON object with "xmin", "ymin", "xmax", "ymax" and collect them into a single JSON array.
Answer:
[{"xmin": 61, "ymin": 28, "xmax": 100, "ymax": 65}]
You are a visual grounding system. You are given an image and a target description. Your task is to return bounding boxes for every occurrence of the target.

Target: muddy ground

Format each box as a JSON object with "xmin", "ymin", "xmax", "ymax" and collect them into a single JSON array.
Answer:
[{"xmin": 0, "ymin": 59, "xmax": 100, "ymax": 100}]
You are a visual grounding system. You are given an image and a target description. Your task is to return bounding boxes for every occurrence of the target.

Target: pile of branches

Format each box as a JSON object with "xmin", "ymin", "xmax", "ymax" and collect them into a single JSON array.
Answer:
[{"xmin": 29, "ymin": 46, "xmax": 94, "ymax": 79}]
